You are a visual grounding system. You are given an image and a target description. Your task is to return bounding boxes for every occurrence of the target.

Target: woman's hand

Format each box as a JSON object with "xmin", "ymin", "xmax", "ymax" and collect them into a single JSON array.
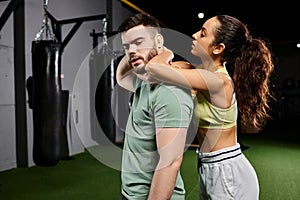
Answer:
[{"xmin": 162, "ymin": 46, "xmax": 174, "ymax": 63}]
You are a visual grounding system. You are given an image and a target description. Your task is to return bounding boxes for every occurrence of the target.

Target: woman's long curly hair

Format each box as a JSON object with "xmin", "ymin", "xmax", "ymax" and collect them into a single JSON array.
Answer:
[{"xmin": 213, "ymin": 15, "xmax": 274, "ymax": 130}]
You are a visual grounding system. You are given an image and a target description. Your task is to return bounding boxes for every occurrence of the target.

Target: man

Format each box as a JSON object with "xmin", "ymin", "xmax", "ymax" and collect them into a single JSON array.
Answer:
[{"xmin": 116, "ymin": 13, "xmax": 193, "ymax": 200}]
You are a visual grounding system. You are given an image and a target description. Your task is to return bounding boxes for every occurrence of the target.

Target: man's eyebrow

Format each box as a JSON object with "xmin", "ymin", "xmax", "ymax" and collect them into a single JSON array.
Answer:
[
  {"xmin": 122, "ymin": 37, "xmax": 144, "ymax": 47},
  {"xmin": 122, "ymin": 37, "xmax": 144, "ymax": 48},
  {"xmin": 131, "ymin": 37, "xmax": 144, "ymax": 43}
]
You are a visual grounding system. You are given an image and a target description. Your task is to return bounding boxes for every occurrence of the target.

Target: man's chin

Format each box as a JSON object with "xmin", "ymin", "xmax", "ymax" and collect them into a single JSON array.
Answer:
[{"xmin": 135, "ymin": 67, "xmax": 147, "ymax": 74}]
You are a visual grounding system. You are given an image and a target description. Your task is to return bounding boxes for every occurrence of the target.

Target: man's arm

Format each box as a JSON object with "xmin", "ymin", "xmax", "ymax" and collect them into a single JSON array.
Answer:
[
  {"xmin": 117, "ymin": 55, "xmax": 161, "ymax": 90},
  {"xmin": 148, "ymin": 127, "xmax": 187, "ymax": 200},
  {"xmin": 116, "ymin": 55, "xmax": 135, "ymax": 92}
]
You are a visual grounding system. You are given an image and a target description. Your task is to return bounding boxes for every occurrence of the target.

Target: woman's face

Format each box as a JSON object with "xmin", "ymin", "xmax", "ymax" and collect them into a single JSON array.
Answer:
[{"xmin": 191, "ymin": 17, "xmax": 220, "ymax": 59}]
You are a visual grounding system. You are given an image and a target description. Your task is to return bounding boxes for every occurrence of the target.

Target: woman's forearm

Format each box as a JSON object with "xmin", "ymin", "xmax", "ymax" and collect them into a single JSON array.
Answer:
[{"xmin": 146, "ymin": 52, "xmax": 223, "ymax": 91}]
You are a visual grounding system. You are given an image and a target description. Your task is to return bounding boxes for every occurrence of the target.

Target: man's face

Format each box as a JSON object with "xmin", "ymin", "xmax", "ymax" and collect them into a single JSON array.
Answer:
[{"xmin": 121, "ymin": 25, "xmax": 160, "ymax": 74}]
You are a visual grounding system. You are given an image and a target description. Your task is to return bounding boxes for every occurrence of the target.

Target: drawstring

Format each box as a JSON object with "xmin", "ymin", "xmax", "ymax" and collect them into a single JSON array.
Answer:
[{"xmin": 196, "ymin": 148, "xmax": 203, "ymax": 174}]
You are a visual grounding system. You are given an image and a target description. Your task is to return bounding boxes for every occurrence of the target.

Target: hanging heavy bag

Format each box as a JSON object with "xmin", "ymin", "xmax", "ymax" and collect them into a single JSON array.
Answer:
[
  {"xmin": 60, "ymin": 90, "xmax": 70, "ymax": 160},
  {"xmin": 31, "ymin": 40, "xmax": 63, "ymax": 166},
  {"xmin": 94, "ymin": 59, "xmax": 116, "ymax": 143}
]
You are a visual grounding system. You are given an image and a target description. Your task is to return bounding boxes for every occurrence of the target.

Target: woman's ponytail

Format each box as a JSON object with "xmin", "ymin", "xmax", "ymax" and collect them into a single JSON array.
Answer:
[{"xmin": 233, "ymin": 38, "xmax": 274, "ymax": 129}]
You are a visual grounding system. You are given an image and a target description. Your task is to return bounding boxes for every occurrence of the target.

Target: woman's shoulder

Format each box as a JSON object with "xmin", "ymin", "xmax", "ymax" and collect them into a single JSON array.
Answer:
[{"xmin": 171, "ymin": 61, "xmax": 194, "ymax": 69}]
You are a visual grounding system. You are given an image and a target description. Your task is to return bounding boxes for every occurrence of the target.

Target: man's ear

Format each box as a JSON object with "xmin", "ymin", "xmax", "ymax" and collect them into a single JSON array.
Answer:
[
  {"xmin": 155, "ymin": 33, "xmax": 164, "ymax": 50},
  {"xmin": 212, "ymin": 43, "xmax": 225, "ymax": 55}
]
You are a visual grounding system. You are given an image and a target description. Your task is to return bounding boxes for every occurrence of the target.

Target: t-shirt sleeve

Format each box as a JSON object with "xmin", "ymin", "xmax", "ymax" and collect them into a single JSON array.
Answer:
[{"xmin": 153, "ymin": 85, "xmax": 193, "ymax": 128}]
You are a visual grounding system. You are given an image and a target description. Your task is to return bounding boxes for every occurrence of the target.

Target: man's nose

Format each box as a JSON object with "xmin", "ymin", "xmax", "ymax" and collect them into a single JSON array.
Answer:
[
  {"xmin": 129, "ymin": 52, "xmax": 135, "ymax": 58},
  {"xmin": 127, "ymin": 44, "xmax": 137, "ymax": 52}
]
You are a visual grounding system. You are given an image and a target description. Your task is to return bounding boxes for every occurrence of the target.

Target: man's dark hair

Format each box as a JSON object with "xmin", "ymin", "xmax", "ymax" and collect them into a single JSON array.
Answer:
[{"xmin": 118, "ymin": 13, "xmax": 160, "ymax": 33}]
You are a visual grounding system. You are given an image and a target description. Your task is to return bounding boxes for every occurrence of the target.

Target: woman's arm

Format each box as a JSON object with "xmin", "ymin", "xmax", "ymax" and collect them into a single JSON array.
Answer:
[{"xmin": 145, "ymin": 51, "xmax": 224, "ymax": 92}]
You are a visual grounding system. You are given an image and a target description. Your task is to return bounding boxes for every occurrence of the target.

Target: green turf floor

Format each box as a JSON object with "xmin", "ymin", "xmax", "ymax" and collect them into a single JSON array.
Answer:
[{"xmin": 1, "ymin": 121, "xmax": 300, "ymax": 199}]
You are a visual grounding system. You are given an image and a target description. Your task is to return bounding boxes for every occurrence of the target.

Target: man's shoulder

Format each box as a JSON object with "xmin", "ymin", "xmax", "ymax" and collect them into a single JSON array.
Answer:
[
  {"xmin": 154, "ymin": 84, "xmax": 193, "ymax": 103},
  {"xmin": 157, "ymin": 83, "xmax": 190, "ymax": 93}
]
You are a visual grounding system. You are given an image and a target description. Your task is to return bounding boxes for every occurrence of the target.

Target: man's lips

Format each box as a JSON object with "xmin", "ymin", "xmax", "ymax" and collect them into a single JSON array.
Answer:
[{"xmin": 130, "ymin": 57, "xmax": 142, "ymax": 66}]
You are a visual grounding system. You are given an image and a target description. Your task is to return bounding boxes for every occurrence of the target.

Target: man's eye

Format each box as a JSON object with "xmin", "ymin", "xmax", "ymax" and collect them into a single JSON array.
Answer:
[
  {"xmin": 135, "ymin": 41, "xmax": 142, "ymax": 46},
  {"xmin": 123, "ymin": 44, "xmax": 129, "ymax": 50}
]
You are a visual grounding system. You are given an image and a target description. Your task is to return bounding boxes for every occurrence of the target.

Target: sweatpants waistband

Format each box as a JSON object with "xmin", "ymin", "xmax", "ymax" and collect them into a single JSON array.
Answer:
[{"xmin": 197, "ymin": 144, "xmax": 242, "ymax": 173}]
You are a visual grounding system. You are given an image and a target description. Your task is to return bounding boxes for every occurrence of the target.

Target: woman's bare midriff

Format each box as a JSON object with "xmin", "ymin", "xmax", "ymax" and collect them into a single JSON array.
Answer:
[{"xmin": 197, "ymin": 126, "xmax": 237, "ymax": 152}]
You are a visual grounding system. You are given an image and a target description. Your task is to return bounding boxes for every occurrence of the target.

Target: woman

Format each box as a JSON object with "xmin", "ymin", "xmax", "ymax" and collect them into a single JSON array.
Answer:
[{"xmin": 144, "ymin": 15, "xmax": 274, "ymax": 199}]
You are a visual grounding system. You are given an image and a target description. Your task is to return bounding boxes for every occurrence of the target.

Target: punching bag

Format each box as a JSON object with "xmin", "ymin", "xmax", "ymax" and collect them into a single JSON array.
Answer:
[
  {"xmin": 31, "ymin": 40, "xmax": 66, "ymax": 166},
  {"xmin": 94, "ymin": 59, "xmax": 116, "ymax": 143}
]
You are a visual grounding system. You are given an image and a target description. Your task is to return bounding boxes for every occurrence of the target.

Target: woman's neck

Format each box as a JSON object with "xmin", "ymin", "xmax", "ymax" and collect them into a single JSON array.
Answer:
[
  {"xmin": 214, "ymin": 62, "xmax": 225, "ymax": 71},
  {"xmin": 198, "ymin": 61, "xmax": 224, "ymax": 72}
]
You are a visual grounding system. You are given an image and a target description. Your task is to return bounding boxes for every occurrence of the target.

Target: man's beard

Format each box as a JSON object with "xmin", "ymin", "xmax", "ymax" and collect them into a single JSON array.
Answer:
[
  {"xmin": 135, "ymin": 66, "xmax": 147, "ymax": 74},
  {"xmin": 135, "ymin": 48, "xmax": 158, "ymax": 74}
]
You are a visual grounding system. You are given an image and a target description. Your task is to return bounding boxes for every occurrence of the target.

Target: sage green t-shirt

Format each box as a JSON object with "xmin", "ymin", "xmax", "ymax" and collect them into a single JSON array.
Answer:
[{"xmin": 121, "ymin": 78, "xmax": 193, "ymax": 200}]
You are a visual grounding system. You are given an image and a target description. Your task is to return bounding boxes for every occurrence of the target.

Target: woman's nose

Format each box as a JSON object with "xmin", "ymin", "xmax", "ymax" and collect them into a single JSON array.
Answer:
[{"xmin": 192, "ymin": 33, "xmax": 197, "ymax": 40}]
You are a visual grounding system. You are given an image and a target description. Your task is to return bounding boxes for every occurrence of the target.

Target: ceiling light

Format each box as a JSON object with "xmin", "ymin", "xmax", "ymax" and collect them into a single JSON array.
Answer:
[{"xmin": 198, "ymin": 12, "xmax": 205, "ymax": 19}]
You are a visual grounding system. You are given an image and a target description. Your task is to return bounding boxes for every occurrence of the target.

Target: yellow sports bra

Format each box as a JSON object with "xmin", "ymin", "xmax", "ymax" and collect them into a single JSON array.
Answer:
[{"xmin": 193, "ymin": 68, "xmax": 238, "ymax": 129}]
